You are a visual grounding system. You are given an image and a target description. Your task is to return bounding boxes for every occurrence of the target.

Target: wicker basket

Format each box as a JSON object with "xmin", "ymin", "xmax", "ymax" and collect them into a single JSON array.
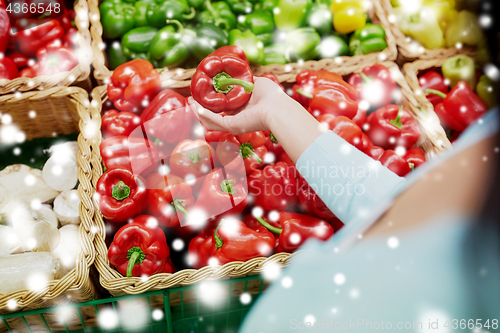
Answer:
[
  {"xmin": 0, "ymin": 0, "xmax": 92, "ymax": 94},
  {"xmin": 89, "ymin": 0, "xmax": 397, "ymax": 86},
  {"xmin": 378, "ymin": 0, "xmax": 476, "ymax": 63},
  {"xmin": 0, "ymin": 87, "xmax": 100, "ymax": 313},
  {"xmin": 91, "ymin": 61, "xmax": 448, "ymax": 296}
]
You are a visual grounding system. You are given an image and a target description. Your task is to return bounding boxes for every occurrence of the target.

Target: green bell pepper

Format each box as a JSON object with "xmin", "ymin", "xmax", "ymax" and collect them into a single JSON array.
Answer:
[
  {"xmin": 238, "ymin": 9, "xmax": 275, "ymax": 45},
  {"xmin": 107, "ymin": 41, "xmax": 128, "ymax": 70},
  {"xmin": 318, "ymin": 35, "xmax": 348, "ymax": 58},
  {"xmin": 476, "ymin": 75, "xmax": 497, "ymax": 109},
  {"xmin": 226, "ymin": 0, "xmax": 254, "ymax": 15},
  {"xmin": 442, "ymin": 55, "xmax": 476, "ymax": 89},
  {"xmin": 229, "ymin": 29, "xmax": 264, "ymax": 64},
  {"xmin": 306, "ymin": 3, "xmax": 332, "ymax": 36},
  {"xmin": 349, "ymin": 23, "xmax": 387, "ymax": 55},
  {"xmin": 133, "ymin": 1, "xmax": 149, "ymax": 27},
  {"xmin": 445, "ymin": 10, "xmax": 483, "ymax": 48},
  {"xmin": 99, "ymin": 0, "xmax": 136, "ymax": 39},
  {"xmin": 122, "ymin": 26, "xmax": 158, "ymax": 60},
  {"xmin": 149, "ymin": 20, "xmax": 190, "ymax": 68},
  {"xmin": 199, "ymin": 0, "xmax": 237, "ymax": 31},
  {"xmin": 254, "ymin": 0, "xmax": 278, "ymax": 13},
  {"xmin": 273, "ymin": 0, "xmax": 310, "ymax": 31},
  {"xmin": 263, "ymin": 43, "xmax": 286, "ymax": 65},
  {"xmin": 189, "ymin": 23, "xmax": 229, "ymax": 61},
  {"xmin": 285, "ymin": 27, "xmax": 320, "ymax": 62},
  {"xmin": 146, "ymin": 0, "xmax": 196, "ymax": 28},
  {"xmin": 188, "ymin": 0, "xmax": 205, "ymax": 10}
]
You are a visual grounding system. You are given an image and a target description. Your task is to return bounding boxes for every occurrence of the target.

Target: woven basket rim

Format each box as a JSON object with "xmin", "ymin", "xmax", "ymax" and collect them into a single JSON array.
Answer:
[
  {"xmin": 0, "ymin": 0, "xmax": 92, "ymax": 94},
  {"xmin": 377, "ymin": 0, "xmax": 477, "ymax": 61},
  {"xmin": 0, "ymin": 86, "xmax": 97, "ymax": 312},
  {"xmin": 89, "ymin": 0, "xmax": 397, "ymax": 86},
  {"xmin": 91, "ymin": 61, "xmax": 449, "ymax": 295}
]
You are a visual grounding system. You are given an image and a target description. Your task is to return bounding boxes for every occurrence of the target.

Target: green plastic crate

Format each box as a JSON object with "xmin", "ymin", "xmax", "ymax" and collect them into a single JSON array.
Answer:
[{"xmin": 0, "ymin": 276, "xmax": 265, "ymax": 333}]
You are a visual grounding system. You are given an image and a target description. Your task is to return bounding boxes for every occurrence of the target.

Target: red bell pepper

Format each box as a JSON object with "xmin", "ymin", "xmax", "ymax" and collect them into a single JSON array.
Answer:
[
  {"xmin": 108, "ymin": 59, "xmax": 161, "ymax": 114},
  {"xmin": 59, "ymin": 10, "xmax": 76, "ymax": 30},
  {"xmin": 379, "ymin": 150, "xmax": 411, "ymax": 177},
  {"xmin": 365, "ymin": 145, "xmax": 385, "ymax": 160},
  {"xmin": 292, "ymin": 70, "xmax": 333, "ymax": 107},
  {"xmin": 194, "ymin": 168, "xmax": 248, "ymax": 220},
  {"xmin": 0, "ymin": 6, "xmax": 10, "ymax": 54},
  {"xmin": 170, "ymin": 139, "xmax": 215, "ymax": 193},
  {"xmin": 348, "ymin": 64, "xmax": 396, "ymax": 108},
  {"xmin": 352, "ymin": 106, "xmax": 367, "ymax": 128},
  {"xmin": 63, "ymin": 27, "xmax": 80, "ymax": 51},
  {"xmin": 404, "ymin": 146, "xmax": 426, "ymax": 169},
  {"xmin": 360, "ymin": 132, "xmax": 373, "ymax": 152},
  {"xmin": 317, "ymin": 114, "xmax": 364, "ymax": 151},
  {"xmin": 102, "ymin": 110, "xmax": 141, "ymax": 139},
  {"xmin": 96, "ymin": 168, "xmax": 148, "ymax": 224},
  {"xmin": 426, "ymin": 82, "xmax": 488, "ymax": 133},
  {"xmin": 100, "ymin": 135, "xmax": 159, "ymax": 176},
  {"xmin": 210, "ymin": 45, "xmax": 249, "ymax": 65},
  {"xmin": 248, "ymin": 161, "xmax": 297, "ymax": 212},
  {"xmin": 15, "ymin": 20, "xmax": 65, "ymax": 57},
  {"xmin": 419, "ymin": 71, "xmax": 448, "ymax": 107},
  {"xmin": 146, "ymin": 173, "xmax": 194, "ymax": 227},
  {"xmin": 259, "ymin": 72, "xmax": 284, "ymax": 91},
  {"xmin": 216, "ymin": 132, "xmax": 267, "ymax": 175},
  {"xmin": 160, "ymin": 258, "xmax": 175, "ymax": 273},
  {"xmin": 5, "ymin": 51, "xmax": 28, "ymax": 70},
  {"xmin": 19, "ymin": 46, "xmax": 78, "ymax": 77},
  {"xmin": 365, "ymin": 104, "xmax": 420, "ymax": 150},
  {"xmin": 263, "ymin": 131, "xmax": 285, "ymax": 157},
  {"xmin": 297, "ymin": 176, "xmax": 336, "ymax": 220},
  {"xmin": 0, "ymin": 57, "xmax": 18, "ymax": 80},
  {"xmin": 204, "ymin": 128, "xmax": 228, "ymax": 143},
  {"xmin": 190, "ymin": 53, "xmax": 254, "ymax": 113},
  {"xmin": 187, "ymin": 218, "xmax": 274, "ymax": 268},
  {"xmin": 108, "ymin": 215, "xmax": 169, "ymax": 277},
  {"xmin": 297, "ymin": 72, "xmax": 359, "ymax": 119},
  {"xmin": 256, "ymin": 212, "xmax": 334, "ymax": 253},
  {"xmin": 139, "ymin": 89, "xmax": 191, "ymax": 144}
]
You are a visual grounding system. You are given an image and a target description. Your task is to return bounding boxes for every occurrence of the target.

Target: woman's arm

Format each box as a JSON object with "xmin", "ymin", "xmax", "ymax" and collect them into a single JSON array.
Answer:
[{"xmin": 188, "ymin": 77, "xmax": 405, "ymax": 223}]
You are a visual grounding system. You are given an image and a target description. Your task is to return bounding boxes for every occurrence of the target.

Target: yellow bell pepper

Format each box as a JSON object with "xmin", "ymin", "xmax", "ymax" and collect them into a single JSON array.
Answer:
[
  {"xmin": 398, "ymin": 6, "xmax": 444, "ymax": 49},
  {"xmin": 445, "ymin": 10, "xmax": 483, "ymax": 48},
  {"xmin": 330, "ymin": 0, "xmax": 367, "ymax": 34},
  {"xmin": 423, "ymin": 0, "xmax": 457, "ymax": 31}
]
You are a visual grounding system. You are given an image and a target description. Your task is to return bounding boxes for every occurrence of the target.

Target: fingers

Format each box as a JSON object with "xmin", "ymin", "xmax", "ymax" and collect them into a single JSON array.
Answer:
[{"xmin": 187, "ymin": 97, "xmax": 228, "ymax": 132}]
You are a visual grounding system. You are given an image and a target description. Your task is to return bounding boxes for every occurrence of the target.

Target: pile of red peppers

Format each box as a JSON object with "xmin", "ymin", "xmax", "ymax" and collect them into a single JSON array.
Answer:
[
  {"xmin": 101, "ymin": 48, "xmax": 426, "ymax": 278},
  {"xmin": 0, "ymin": 6, "xmax": 79, "ymax": 80}
]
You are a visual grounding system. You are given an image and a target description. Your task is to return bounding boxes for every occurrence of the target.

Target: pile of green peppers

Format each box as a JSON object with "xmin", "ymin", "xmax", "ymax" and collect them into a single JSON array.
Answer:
[{"xmin": 100, "ymin": 0, "xmax": 388, "ymax": 69}]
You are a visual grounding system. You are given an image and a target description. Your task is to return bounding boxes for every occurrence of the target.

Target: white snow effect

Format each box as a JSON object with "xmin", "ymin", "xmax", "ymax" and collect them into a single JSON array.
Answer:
[
  {"xmin": 289, "ymin": 233, "xmax": 301, "ymax": 245},
  {"xmin": 417, "ymin": 309, "xmax": 450, "ymax": 333},
  {"xmin": 152, "ymin": 309, "xmax": 164, "ymax": 321},
  {"xmin": 172, "ymin": 238, "xmax": 184, "ymax": 251},
  {"xmin": 333, "ymin": 273, "xmax": 346, "ymax": 285},
  {"xmin": 387, "ymin": 237, "xmax": 400, "ymax": 249},
  {"xmin": 27, "ymin": 272, "xmax": 49, "ymax": 291},
  {"xmin": 262, "ymin": 262, "xmax": 281, "ymax": 281},
  {"xmin": 485, "ymin": 64, "xmax": 500, "ymax": 81},
  {"xmin": 182, "ymin": 208, "xmax": 208, "ymax": 227},
  {"xmin": 264, "ymin": 152, "xmax": 276, "ymax": 164},
  {"xmin": 281, "ymin": 276, "xmax": 293, "ymax": 288},
  {"xmin": 304, "ymin": 315, "xmax": 316, "ymax": 325},
  {"xmin": 24, "ymin": 174, "xmax": 36, "ymax": 186},
  {"xmin": 252, "ymin": 206, "xmax": 264, "ymax": 218},
  {"xmin": 331, "ymin": 308, "xmax": 338, "ymax": 314},
  {"xmin": 199, "ymin": 282, "xmax": 225, "ymax": 307},
  {"xmin": 146, "ymin": 217, "xmax": 158, "ymax": 229},
  {"xmin": 13, "ymin": 147, "xmax": 21, "ymax": 156},
  {"xmin": 268, "ymin": 210, "xmax": 280, "ymax": 222},
  {"xmin": 208, "ymin": 257, "xmax": 219, "ymax": 267},
  {"xmin": 340, "ymin": 144, "xmax": 351, "ymax": 155},
  {"xmin": 7, "ymin": 299, "xmax": 17, "ymax": 311},
  {"xmin": 349, "ymin": 288, "xmax": 360, "ymax": 299},
  {"xmin": 98, "ymin": 308, "xmax": 119, "ymax": 330},
  {"xmin": 240, "ymin": 293, "xmax": 251, "ymax": 305}
]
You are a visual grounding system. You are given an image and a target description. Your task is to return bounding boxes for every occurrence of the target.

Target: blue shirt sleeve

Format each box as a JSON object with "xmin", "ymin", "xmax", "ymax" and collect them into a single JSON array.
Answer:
[{"xmin": 296, "ymin": 131, "xmax": 406, "ymax": 224}]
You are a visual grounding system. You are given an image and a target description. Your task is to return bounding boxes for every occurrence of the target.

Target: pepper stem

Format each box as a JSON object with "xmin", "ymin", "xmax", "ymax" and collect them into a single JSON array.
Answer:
[
  {"xmin": 409, "ymin": 162, "xmax": 415, "ymax": 171},
  {"xmin": 213, "ymin": 72, "xmax": 254, "ymax": 94},
  {"xmin": 360, "ymin": 72, "xmax": 372, "ymax": 84},
  {"xmin": 171, "ymin": 197, "xmax": 188, "ymax": 216},
  {"xmin": 153, "ymin": 138, "xmax": 160, "ymax": 146},
  {"xmin": 256, "ymin": 216, "xmax": 282, "ymax": 234},
  {"xmin": 295, "ymin": 89, "xmax": 313, "ymax": 99},
  {"xmin": 182, "ymin": 7, "xmax": 196, "ymax": 20},
  {"xmin": 220, "ymin": 179, "xmax": 236, "ymax": 194},
  {"xmin": 188, "ymin": 151, "xmax": 202, "ymax": 164},
  {"xmin": 126, "ymin": 247, "xmax": 145, "ymax": 277},
  {"xmin": 214, "ymin": 223, "xmax": 223, "ymax": 249},
  {"xmin": 166, "ymin": 19, "xmax": 184, "ymax": 35},
  {"xmin": 239, "ymin": 143, "xmax": 262, "ymax": 163},
  {"xmin": 112, "ymin": 181, "xmax": 131, "ymax": 201},
  {"xmin": 270, "ymin": 132, "xmax": 278, "ymax": 144},
  {"xmin": 425, "ymin": 89, "xmax": 447, "ymax": 99},
  {"xmin": 389, "ymin": 106, "xmax": 403, "ymax": 129}
]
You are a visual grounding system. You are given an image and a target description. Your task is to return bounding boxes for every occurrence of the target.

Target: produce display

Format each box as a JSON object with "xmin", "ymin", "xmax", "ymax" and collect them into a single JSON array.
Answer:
[
  {"xmin": 99, "ymin": 49, "xmax": 427, "ymax": 278},
  {"xmin": 100, "ymin": 0, "xmax": 389, "ymax": 70},
  {"xmin": 0, "ymin": 8, "xmax": 80, "ymax": 80},
  {"xmin": 418, "ymin": 55, "xmax": 498, "ymax": 140},
  {"xmin": 0, "ymin": 142, "xmax": 82, "ymax": 294},
  {"xmin": 391, "ymin": 0, "xmax": 486, "ymax": 53}
]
